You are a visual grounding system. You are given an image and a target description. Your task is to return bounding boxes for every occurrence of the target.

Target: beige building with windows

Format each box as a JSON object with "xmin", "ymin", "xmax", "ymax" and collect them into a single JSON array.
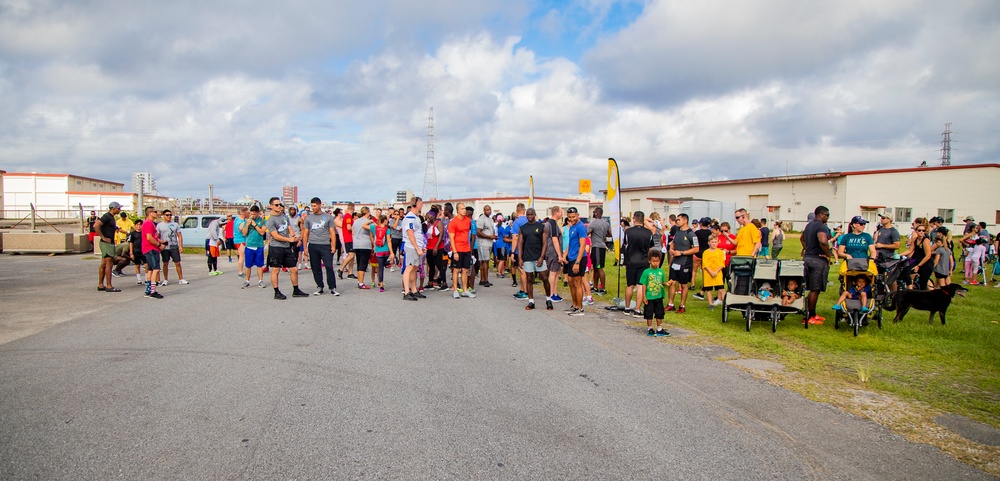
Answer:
[
  {"xmin": 606, "ymin": 164, "xmax": 1000, "ymax": 231},
  {"xmin": 2, "ymin": 172, "xmax": 171, "ymax": 218}
]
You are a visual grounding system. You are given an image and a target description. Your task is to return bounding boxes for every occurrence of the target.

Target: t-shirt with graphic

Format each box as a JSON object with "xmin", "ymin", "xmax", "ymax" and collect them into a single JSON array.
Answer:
[
  {"xmin": 840, "ymin": 232, "xmax": 874, "ymax": 260},
  {"xmin": 244, "ymin": 218, "xmax": 266, "ymax": 249},
  {"xmin": 401, "ymin": 211, "xmax": 426, "ymax": 249},
  {"xmin": 639, "ymin": 267, "xmax": 667, "ymax": 300},
  {"xmin": 266, "ymin": 215, "xmax": 292, "ymax": 248},
  {"xmin": 305, "ymin": 212, "xmax": 334, "ymax": 245},
  {"xmin": 448, "ymin": 215, "xmax": 472, "ymax": 253},
  {"xmin": 156, "ymin": 221, "xmax": 181, "ymax": 249}
]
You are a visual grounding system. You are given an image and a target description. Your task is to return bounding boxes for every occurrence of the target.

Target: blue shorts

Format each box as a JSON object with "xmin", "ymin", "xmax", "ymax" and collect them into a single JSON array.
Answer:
[
  {"xmin": 244, "ymin": 247, "xmax": 265, "ymax": 268},
  {"xmin": 760, "ymin": 246, "xmax": 770, "ymax": 257},
  {"xmin": 145, "ymin": 251, "xmax": 162, "ymax": 270}
]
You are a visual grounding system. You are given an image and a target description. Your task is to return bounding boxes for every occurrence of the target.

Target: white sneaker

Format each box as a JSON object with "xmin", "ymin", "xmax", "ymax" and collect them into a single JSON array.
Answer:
[
  {"xmin": 462, "ymin": 290, "xmax": 476, "ymax": 298},
  {"xmin": 242, "ymin": 281, "xmax": 250, "ymax": 289},
  {"xmin": 330, "ymin": 289, "xmax": 341, "ymax": 296},
  {"xmin": 178, "ymin": 279, "xmax": 189, "ymax": 285},
  {"xmin": 159, "ymin": 280, "xmax": 168, "ymax": 286},
  {"xmin": 258, "ymin": 280, "xmax": 266, "ymax": 288},
  {"xmin": 712, "ymin": 299, "xmax": 723, "ymax": 306},
  {"xmin": 583, "ymin": 297, "xmax": 594, "ymax": 305},
  {"xmin": 453, "ymin": 290, "xmax": 461, "ymax": 299},
  {"xmin": 313, "ymin": 288, "xmax": 324, "ymax": 296}
]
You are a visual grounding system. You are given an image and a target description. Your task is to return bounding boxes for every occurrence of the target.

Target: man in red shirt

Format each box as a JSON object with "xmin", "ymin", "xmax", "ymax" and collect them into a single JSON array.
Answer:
[
  {"xmin": 447, "ymin": 202, "xmax": 476, "ymax": 298},
  {"xmin": 224, "ymin": 214, "xmax": 236, "ymax": 262},
  {"xmin": 339, "ymin": 202, "xmax": 356, "ymax": 279},
  {"xmin": 141, "ymin": 206, "xmax": 167, "ymax": 298}
]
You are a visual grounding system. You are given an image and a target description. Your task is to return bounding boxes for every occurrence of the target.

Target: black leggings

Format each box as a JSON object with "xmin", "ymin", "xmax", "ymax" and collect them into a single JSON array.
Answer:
[
  {"xmin": 376, "ymin": 255, "xmax": 388, "ymax": 284},
  {"xmin": 308, "ymin": 243, "xmax": 337, "ymax": 289}
]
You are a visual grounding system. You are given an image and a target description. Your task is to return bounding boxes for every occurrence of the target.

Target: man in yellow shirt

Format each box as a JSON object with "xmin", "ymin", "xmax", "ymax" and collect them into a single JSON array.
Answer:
[
  {"xmin": 115, "ymin": 212, "xmax": 134, "ymax": 245},
  {"xmin": 734, "ymin": 208, "xmax": 761, "ymax": 257}
]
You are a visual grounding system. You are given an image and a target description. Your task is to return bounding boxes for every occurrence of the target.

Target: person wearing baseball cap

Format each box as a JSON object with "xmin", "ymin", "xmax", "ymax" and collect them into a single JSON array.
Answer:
[
  {"xmin": 838, "ymin": 215, "xmax": 877, "ymax": 277},
  {"xmin": 93, "ymin": 201, "xmax": 123, "ymax": 292}
]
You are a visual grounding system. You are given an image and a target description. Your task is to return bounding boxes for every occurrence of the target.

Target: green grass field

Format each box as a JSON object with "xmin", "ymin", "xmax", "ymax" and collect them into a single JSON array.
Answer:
[{"xmin": 588, "ymin": 237, "xmax": 999, "ymax": 437}]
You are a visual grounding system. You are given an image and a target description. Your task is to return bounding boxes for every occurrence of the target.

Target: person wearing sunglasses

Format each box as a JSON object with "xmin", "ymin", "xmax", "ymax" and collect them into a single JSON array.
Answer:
[
  {"xmin": 901, "ymin": 220, "xmax": 933, "ymax": 289},
  {"xmin": 733, "ymin": 208, "xmax": 761, "ymax": 257},
  {"xmin": 156, "ymin": 209, "xmax": 188, "ymax": 285},
  {"xmin": 266, "ymin": 197, "xmax": 308, "ymax": 299}
]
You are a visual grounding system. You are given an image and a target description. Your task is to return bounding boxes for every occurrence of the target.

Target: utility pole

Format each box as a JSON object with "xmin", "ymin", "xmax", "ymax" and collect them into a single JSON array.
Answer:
[
  {"xmin": 940, "ymin": 122, "xmax": 952, "ymax": 166},
  {"xmin": 209, "ymin": 184, "xmax": 214, "ymax": 213},
  {"xmin": 422, "ymin": 107, "xmax": 439, "ymax": 200}
]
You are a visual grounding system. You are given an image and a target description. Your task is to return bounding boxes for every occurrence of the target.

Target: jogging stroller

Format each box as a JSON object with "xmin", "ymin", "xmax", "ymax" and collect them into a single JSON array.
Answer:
[
  {"xmin": 835, "ymin": 258, "xmax": 878, "ymax": 337},
  {"xmin": 721, "ymin": 257, "xmax": 806, "ymax": 332}
]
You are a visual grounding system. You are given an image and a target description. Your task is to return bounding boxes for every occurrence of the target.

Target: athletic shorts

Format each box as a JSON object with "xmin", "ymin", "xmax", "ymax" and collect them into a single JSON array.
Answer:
[
  {"xmin": 511, "ymin": 252, "xmax": 520, "ymax": 266},
  {"xmin": 477, "ymin": 244, "xmax": 493, "ymax": 262},
  {"xmin": 344, "ymin": 242, "xmax": 354, "ymax": 254},
  {"xmin": 703, "ymin": 284, "xmax": 724, "ymax": 291},
  {"xmin": 626, "ymin": 266, "xmax": 648, "ymax": 286},
  {"xmin": 225, "ymin": 238, "xmax": 235, "ymax": 250},
  {"xmin": 544, "ymin": 253, "xmax": 562, "ymax": 272},
  {"xmin": 132, "ymin": 251, "xmax": 146, "ymax": 265},
  {"xmin": 590, "ymin": 247, "xmax": 607, "ymax": 269},
  {"xmin": 669, "ymin": 263, "xmax": 693, "ymax": 285},
  {"xmin": 494, "ymin": 247, "xmax": 509, "ymax": 259},
  {"xmin": 245, "ymin": 247, "xmax": 265, "ymax": 268},
  {"xmin": 933, "ymin": 272, "xmax": 948, "ymax": 280},
  {"xmin": 643, "ymin": 298, "xmax": 665, "ymax": 320},
  {"xmin": 523, "ymin": 259, "xmax": 547, "ymax": 273},
  {"xmin": 267, "ymin": 246, "xmax": 297, "ymax": 268},
  {"xmin": 236, "ymin": 242, "xmax": 245, "ymax": 250},
  {"xmin": 355, "ymin": 249, "xmax": 372, "ymax": 270},
  {"xmin": 404, "ymin": 247, "xmax": 423, "ymax": 267},
  {"xmin": 161, "ymin": 248, "xmax": 181, "ymax": 263},
  {"xmin": 144, "ymin": 251, "xmax": 162, "ymax": 270},
  {"xmin": 804, "ymin": 256, "xmax": 830, "ymax": 292},
  {"xmin": 99, "ymin": 239, "xmax": 116, "ymax": 258},
  {"xmin": 451, "ymin": 251, "xmax": 473, "ymax": 270},
  {"xmin": 563, "ymin": 262, "xmax": 586, "ymax": 277}
]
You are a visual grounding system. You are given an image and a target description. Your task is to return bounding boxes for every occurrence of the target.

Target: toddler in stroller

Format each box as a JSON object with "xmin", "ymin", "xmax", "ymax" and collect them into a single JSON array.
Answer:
[
  {"xmin": 781, "ymin": 279, "xmax": 801, "ymax": 307},
  {"xmin": 834, "ymin": 275, "xmax": 872, "ymax": 312}
]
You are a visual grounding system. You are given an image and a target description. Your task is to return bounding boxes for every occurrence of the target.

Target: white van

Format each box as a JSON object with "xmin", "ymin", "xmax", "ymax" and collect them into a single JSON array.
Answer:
[{"xmin": 179, "ymin": 214, "xmax": 224, "ymax": 249}]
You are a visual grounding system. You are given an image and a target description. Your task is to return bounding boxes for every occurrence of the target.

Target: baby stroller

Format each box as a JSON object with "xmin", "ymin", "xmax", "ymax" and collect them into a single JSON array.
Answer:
[
  {"xmin": 721, "ymin": 257, "xmax": 806, "ymax": 332},
  {"xmin": 874, "ymin": 257, "xmax": 908, "ymax": 316},
  {"xmin": 835, "ymin": 258, "xmax": 878, "ymax": 337}
]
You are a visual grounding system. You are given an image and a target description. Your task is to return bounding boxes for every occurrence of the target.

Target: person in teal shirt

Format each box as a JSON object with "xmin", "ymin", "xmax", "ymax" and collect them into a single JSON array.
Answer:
[
  {"xmin": 639, "ymin": 249, "xmax": 669, "ymax": 337},
  {"xmin": 241, "ymin": 205, "xmax": 268, "ymax": 288}
]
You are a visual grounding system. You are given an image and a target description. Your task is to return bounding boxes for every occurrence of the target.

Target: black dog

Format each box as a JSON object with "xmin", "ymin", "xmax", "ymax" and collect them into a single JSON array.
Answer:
[{"xmin": 892, "ymin": 284, "xmax": 968, "ymax": 325}]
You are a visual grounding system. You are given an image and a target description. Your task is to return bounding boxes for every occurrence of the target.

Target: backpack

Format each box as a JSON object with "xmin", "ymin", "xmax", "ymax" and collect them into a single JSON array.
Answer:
[{"xmin": 375, "ymin": 225, "xmax": 387, "ymax": 247}]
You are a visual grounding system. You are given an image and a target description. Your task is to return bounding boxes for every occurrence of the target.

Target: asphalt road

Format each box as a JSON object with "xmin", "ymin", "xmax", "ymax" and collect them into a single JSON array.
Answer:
[{"xmin": 0, "ymin": 254, "xmax": 991, "ymax": 480}]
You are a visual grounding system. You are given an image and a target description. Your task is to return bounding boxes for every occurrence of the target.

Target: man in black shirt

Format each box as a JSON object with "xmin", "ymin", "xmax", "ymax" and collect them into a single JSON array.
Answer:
[
  {"xmin": 622, "ymin": 211, "xmax": 653, "ymax": 315},
  {"xmin": 667, "ymin": 213, "xmax": 699, "ymax": 313},
  {"xmin": 92, "ymin": 201, "xmax": 123, "ymax": 292},
  {"xmin": 800, "ymin": 205, "xmax": 832, "ymax": 325},
  {"xmin": 517, "ymin": 208, "xmax": 548, "ymax": 310}
]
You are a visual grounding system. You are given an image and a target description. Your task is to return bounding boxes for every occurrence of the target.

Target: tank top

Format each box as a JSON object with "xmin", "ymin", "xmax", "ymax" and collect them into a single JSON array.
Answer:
[{"xmin": 910, "ymin": 236, "xmax": 928, "ymax": 267}]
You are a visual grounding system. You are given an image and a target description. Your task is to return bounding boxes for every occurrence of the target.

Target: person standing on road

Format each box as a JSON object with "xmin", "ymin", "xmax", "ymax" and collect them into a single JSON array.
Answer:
[
  {"xmin": 801, "ymin": 206, "xmax": 832, "ymax": 325},
  {"xmin": 510, "ymin": 203, "xmax": 528, "ymax": 297},
  {"xmin": 206, "ymin": 216, "xmax": 224, "ymax": 276},
  {"xmin": 587, "ymin": 207, "xmax": 611, "ymax": 295},
  {"xmin": 224, "ymin": 214, "xmax": 236, "ymax": 263},
  {"xmin": 266, "ymin": 197, "xmax": 308, "ymax": 300},
  {"xmin": 233, "ymin": 207, "xmax": 249, "ymax": 278},
  {"xmin": 339, "ymin": 203, "xmax": 357, "ymax": 280},
  {"xmin": 156, "ymin": 210, "xmax": 187, "ymax": 285},
  {"xmin": 241, "ymin": 205, "xmax": 268, "ymax": 289},
  {"xmin": 140, "ymin": 206, "xmax": 167, "ymax": 299},
  {"xmin": 401, "ymin": 197, "xmax": 427, "ymax": 301},
  {"xmin": 621, "ymin": 211, "xmax": 653, "ymax": 316},
  {"xmin": 302, "ymin": 197, "xmax": 339, "ymax": 296},
  {"xmin": 517, "ymin": 208, "xmax": 548, "ymax": 310},
  {"xmin": 476, "ymin": 205, "xmax": 497, "ymax": 288},
  {"xmin": 93, "ymin": 201, "xmax": 123, "ymax": 292},
  {"xmin": 127, "ymin": 221, "xmax": 146, "ymax": 285},
  {"xmin": 352, "ymin": 206, "xmax": 375, "ymax": 290},
  {"xmin": 543, "ymin": 206, "xmax": 565, "ymax": 309},
  {"xmin": 563, "ymin": 207, "xmax": 589, "ymax": 316},
  {"xmin": 448, "ymin": 202, "xmax": 476, "ymax": 299}
]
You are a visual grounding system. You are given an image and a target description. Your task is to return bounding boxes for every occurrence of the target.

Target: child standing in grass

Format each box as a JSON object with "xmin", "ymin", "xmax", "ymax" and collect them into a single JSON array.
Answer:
[
  {"xmin": 702, "ymin": 235, "xmax": 726, "ymax": 309},
  {"xmin": 639, "ymin": 249, "xmax": 669, "ymax": 337},
  {"xmin": 933, "ymin": 234, "xmax": 952, "ymax": 287}
]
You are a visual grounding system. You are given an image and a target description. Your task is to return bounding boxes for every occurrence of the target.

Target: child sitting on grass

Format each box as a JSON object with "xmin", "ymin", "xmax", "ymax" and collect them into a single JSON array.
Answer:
[
  {"xmin": 833, "ymin": 276, "xmax": 871, "ymax": 312},
  {"xmin": 638, "ymin": 249, "xmax": 669, "ymax": 337},
  {"xmin": 781, "ymin": 279, "xmax": 801, "ymax": 307}
]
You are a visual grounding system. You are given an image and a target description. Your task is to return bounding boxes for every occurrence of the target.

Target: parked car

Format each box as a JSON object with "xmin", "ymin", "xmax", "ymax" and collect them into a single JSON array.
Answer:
[{"xmin": 179, "ymin": 214, "xmax": 223, "ymax": 249}]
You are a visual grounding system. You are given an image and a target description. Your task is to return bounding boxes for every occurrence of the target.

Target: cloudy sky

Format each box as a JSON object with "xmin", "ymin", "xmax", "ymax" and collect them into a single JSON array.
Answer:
[{"xmin": 1, "ymin": 0, "xmax": 998, "ymax": 203}]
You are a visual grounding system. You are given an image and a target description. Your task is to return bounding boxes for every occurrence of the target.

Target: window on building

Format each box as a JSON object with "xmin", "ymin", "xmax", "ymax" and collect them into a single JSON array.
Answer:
[
  {"xmin": 76, "ymin": 180, "xmax": 81, "ymax": 185},
  {"xmin": 937, "ymin": 209, "xmax": 954, "ymax": 224},
  {"xmin": 894, "ymin": 207, "xmax": 912, "ymax": 224}
]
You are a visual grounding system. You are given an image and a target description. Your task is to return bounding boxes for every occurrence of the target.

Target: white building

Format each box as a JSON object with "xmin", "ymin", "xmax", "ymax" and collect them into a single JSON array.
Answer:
[
  {"xmin": 606, "ymin": 164, "xmax": 1000, "ymax": 231},
  {"xmin": 131, "ymin": 172, "xmax": 157, "ymax": 195},
  {"xmin": 2, "ymin": 172, "xmax": 170, "ymax": 218}
]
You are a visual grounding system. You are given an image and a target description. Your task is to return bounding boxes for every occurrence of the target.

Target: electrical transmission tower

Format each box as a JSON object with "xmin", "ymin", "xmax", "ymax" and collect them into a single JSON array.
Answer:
[
  {"xmin": 423, "ymin": 107, "xmax": 439, "ymax": 200},
  {"xmin": 940, "ymin": 122, "xmax": 952, "ymax": 166}
]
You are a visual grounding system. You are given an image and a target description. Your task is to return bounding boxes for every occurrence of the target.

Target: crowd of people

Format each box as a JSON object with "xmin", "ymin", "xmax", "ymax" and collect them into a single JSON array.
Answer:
[{"xmin": 91, "ymin": 198, "xmax": 995, "ymax": 333}]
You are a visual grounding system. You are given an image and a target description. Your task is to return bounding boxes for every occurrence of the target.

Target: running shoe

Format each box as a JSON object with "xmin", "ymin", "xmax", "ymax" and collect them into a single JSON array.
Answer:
[
  {"xmin": 647, "ymin": 328, "xmax": 656, "ymax": 337},
  {"xmin": 178, "ymin": 279, "xmax": 189, "ymax": 285},
  {"xmin": 314, "ymin": 288, "xmax": 325, "ymax": 296},
  {"xmin": 568, "ymin": 309, "xmax": 584, "ymax": 316},
  {"xmin": 677, "ymin": 306, "xmax": 686, "ymax": 314},
  {"xmin": 550, "ymin": 294, "xmax": 564, "ymax": 303},
  {"xmin": 712, "ymin": 299, "xmax": 723, "ymax": 306},
  {"xmin": 453, "ymin": 290, "xmax": 461, "ymax": 299},
  {"xmin": 159, "ymin": 280, "xmax": 168, "ymax": 286},
  {"xmin": 665, "ymin": 305, "xmax": 676, "ymax": 312},
  {"xmin": 148, "ymin": 292, "xmax": 164, "ymax": 299},
  {"xmin": 525, "ymin": 302, "xmax": 535, "ymax": 310},
  {"xmin": 358, "ymin": 283, "xmax": 370, "ymax": 290},
  {"xmin": 623, "ymin": 308, "xmax": 633, "ymax": 316},
  {"xmin": 414, "ymin": 291, "xmax": 427, "ymax": 299},
  {"xmin": 462, "ymin": 290, "xmax": 476, "ymax": 298},
  {"xmin": 546, "ymin": 300, "xmax": 553, "ymax": 310},
  {"xmin": 338, "ymin": 270, "xmax": 344, "ymax": 279},
  {"xmin": 655, "ymin": 329, "xmax": 670, "ymax": 337},
  {"xmin": 514, "ymin": 291, "xmax": 528, "ymax": 300},
  {"xmin": 565, "ymin": 306, "xmax": 578, "ymax": 313},
  {"xmin": 242, "ymin": 281, "xmax": 250, "ymax": 289},
  {"xmin": 633, "ymin": 309, "xmax": 644, "ymax": 318},
  {"xmin": 379, "ymin": 286, "xmax": 385, "ymax": 292},
  {"xmin": 403, "ymin": 293, "xmax": 417, "ymax": 301},
  {"xmin": 692, "ymin": 293, "xmax": 705, "ymax": 301},
  {"xmin": 105, "ymin": 287, "xmax": 121, "ymax": 292},
  {"xmin": 347, "ymin": 274, "xmax": 357, "ymax": 279},
  {"xmin": 583, "ymin": 297, "xmax": 594, "ymax": 306},
  {"xmin": 805, "ymin": 316, "xmax": 824, "ymax": 325},
  {"xmin": 258, "ymin": 280, "xmax": 266, "ymax": 288},
  {"xmin": 330, "ymin": 289, "xmax": 341, "ymax": 296}
]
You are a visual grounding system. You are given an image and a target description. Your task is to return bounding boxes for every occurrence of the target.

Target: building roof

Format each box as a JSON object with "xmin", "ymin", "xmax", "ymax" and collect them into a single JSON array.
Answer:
[
  {"xmin": 606, "ymin": 163, "xmax": 1000, "ymax": 193},
  {"xmin": 4, "ymin": 172, "xmax": 125, "ymax": 187}
]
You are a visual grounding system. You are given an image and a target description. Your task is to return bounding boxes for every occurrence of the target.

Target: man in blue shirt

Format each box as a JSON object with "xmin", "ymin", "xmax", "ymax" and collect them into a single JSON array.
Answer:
[
  {"xmin": 510, "ymin": 203, "xmax": 529, "ymax": 298},
  {"xmin": 563, "ymin": 207, "xmax": 589, "ymax": 316}
]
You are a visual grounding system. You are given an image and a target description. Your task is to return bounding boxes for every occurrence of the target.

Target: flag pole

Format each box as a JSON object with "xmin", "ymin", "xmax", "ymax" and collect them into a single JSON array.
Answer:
[{"xmin": 607, "ymin": 158, "xmax": 623, "ymax": 301}]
